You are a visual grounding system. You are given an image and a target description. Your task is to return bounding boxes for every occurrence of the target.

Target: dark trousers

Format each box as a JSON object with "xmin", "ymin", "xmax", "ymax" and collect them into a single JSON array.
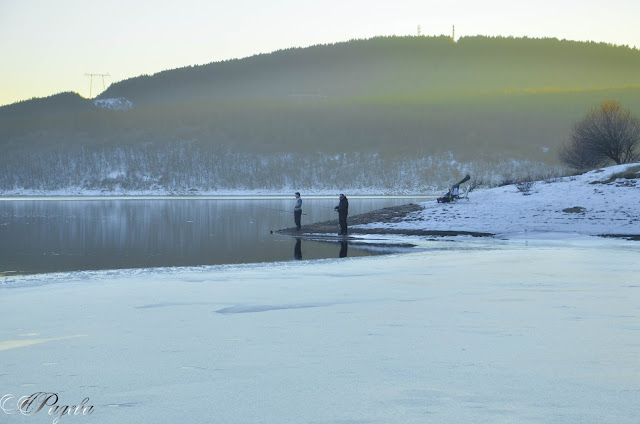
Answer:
[
  {"xmin": 294, "ymin": 210, "xmax": 302, "ymax": 229},
  {"xmin": 338, "ymin": 213, "xmax": 348, "ymax": 234}
]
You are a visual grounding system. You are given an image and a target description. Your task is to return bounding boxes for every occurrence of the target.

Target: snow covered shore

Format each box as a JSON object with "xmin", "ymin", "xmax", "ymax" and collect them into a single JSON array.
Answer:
[{"xmin": 357, "ymin": 163, "xmax": 640, "ymax": 239}]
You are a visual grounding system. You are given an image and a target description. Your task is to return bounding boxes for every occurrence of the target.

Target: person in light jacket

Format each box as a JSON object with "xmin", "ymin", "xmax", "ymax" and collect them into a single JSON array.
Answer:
[{"xmin": 294, "ymin": 192, "xmax": 302, "ymax": 230}]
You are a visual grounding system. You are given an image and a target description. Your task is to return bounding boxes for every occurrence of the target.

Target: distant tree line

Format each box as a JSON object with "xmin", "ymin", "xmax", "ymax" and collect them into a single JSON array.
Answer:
[{"xmin": 0, "ymin": 141, "xmax": 560, "ymax": 194}]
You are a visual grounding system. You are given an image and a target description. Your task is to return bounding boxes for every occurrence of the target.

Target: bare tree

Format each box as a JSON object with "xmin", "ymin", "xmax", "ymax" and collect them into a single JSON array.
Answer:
[
  {"xmin": 560, "ymin": 100, "xmax": 640, "ymax": 170},
  {"xmin": 558, "ymin": 134, "xmax": 607, "ymax": 171}
]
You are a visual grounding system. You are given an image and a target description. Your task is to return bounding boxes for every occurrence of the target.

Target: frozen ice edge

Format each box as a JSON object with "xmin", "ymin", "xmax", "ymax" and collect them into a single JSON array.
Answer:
[{"xmin": 1, "ymin": 228, "xmax": 634, "ymax": 290}]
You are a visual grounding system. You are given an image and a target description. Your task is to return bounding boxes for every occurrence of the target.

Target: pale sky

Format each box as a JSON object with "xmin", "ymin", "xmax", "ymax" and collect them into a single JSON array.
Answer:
[{"xmin": 1, "ymin": 0, "xmax": 638, "ymax": 106}]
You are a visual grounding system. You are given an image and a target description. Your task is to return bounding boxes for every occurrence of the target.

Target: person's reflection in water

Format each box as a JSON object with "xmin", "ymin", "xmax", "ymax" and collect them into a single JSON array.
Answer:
[
  {"xmin": 339, "ymin": 241, "xmax": 348, "ymax": 258},
  {"xmin": 294, "ymin": 238, "xmax": 302, "ymax": 260}
]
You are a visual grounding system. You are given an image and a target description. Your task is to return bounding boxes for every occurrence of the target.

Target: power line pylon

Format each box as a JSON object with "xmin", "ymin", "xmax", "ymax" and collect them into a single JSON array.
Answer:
[{"xmin": 84, "ymin": 73, "xmax": 111, "ymax": 98}]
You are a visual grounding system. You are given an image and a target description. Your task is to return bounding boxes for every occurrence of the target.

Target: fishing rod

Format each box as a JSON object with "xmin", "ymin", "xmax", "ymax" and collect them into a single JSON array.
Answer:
[{"xmin": 265, "ymin": 208, "xmax": 308, "ymax": 216}]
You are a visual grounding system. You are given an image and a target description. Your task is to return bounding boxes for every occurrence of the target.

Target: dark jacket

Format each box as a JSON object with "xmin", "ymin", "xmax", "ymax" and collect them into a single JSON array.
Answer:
[{"xmin": 336, "ymin": 197, "xmax": 348, "ymax": 215}]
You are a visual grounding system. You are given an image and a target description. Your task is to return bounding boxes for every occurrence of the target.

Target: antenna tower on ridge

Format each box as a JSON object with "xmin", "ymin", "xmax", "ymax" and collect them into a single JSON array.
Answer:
[{"xmin": 84, "ymin": 73, "xmax": 111, "ymax": 98}]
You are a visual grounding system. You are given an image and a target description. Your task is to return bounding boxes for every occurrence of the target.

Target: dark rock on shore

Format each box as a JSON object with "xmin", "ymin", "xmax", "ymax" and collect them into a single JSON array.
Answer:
[
  {"xmin": 600, "ymin": 234, "xmax": 640, "ymax": 241},
  {"xmin": 277, "ymin": 203, "xmax": 494, "ymax": 238}
]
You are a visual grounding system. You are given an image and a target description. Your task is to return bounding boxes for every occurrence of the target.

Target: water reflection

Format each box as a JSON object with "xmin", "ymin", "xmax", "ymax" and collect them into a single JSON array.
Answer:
[
  {"xmin": 0, "ymin": 197, "xmax": 424, "ymax": 276},
  {"xmin": 294, "ymin": 238, "xmax": 302, "ymax": 260},
  {"xmin": 339, "ymin": 241, "xmax": 348, "ymax": 258}
]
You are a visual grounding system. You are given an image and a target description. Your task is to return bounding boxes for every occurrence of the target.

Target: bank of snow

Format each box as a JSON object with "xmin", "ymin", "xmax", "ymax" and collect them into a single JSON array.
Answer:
[{"xmin": 356, "ymin": 163, "xmax": 640, "ymax": 238}]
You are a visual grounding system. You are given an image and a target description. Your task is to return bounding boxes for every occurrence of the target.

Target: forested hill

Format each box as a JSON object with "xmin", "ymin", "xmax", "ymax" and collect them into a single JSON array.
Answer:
[
  {"xmin": 0, "ymin": 92, "xmax": 93, "ymax": 121},
  {"xmin": 97, "ymin": 35, "xmax": 640, "ymax": 105},
  {"xmin": 1, "ymin": 36, "xmax": 640, "ymax": 194},
  {"xmin": 3, "ymin": 35, "xmax": 640, "ymax": 116}
]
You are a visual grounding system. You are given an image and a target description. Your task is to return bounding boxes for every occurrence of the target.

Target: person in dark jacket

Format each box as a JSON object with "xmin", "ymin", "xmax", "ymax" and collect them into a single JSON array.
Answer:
[
  {"xmin": 334, "ymin": 193, "xmax": 349, "ymax": 235},
  {"xmin": 294, "ymin": 192, "xmax": 302, "ymax": 230}
]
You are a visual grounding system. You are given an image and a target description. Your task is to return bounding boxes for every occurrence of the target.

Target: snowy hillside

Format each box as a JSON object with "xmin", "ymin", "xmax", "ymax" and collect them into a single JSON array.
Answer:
[{"xmin": 357, "ymin": 163, "xmax": 640, "ymax": 238}]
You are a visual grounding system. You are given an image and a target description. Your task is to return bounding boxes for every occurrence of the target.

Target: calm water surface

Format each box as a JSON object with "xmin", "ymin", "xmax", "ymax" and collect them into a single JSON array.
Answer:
[{"xmin": 0, "ymin": 197, "xmax": 425, "ymax": 276}]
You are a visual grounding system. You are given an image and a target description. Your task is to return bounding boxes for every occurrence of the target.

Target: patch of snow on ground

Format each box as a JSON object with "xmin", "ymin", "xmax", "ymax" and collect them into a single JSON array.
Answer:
[{"xmin": 94, "ymin": 98, "xmax": 133, "ymax": 111}]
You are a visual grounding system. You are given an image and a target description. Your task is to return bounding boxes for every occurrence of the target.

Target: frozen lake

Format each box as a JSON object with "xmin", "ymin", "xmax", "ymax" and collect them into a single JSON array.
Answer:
[
  {"xmin": 0, "ymin": 197, "xmax": 426, "ymax": 276},
  {"xmin": 0, "ymin": 236, "xmax": 638, "ymax": 423}
]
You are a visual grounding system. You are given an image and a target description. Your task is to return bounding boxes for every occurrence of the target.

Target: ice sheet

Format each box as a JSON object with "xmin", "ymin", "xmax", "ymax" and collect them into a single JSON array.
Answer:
[{"xmin": 1, "ymin": 237, "xmax": 639, "ymax": 423}]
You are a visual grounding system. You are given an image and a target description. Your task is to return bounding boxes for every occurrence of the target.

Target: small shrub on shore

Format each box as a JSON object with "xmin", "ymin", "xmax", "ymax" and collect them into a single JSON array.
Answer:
[{"xmin": 516, "ymin": 180, "xmax": 536, "ymax": 195}]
